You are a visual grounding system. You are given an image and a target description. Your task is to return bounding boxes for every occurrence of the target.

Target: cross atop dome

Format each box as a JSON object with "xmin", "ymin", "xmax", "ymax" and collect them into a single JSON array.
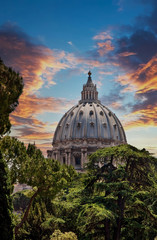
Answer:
[
  {"xmin": 87, "ymin": 70, "xmax": 93, "ymax": 86},
  {"xmin": 88, "ymin": 70, "xmax": 91, "ymax": 76}
]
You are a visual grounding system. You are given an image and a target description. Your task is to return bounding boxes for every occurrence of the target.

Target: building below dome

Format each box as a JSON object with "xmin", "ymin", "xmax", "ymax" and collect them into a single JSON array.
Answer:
[{"xmin": 47, "ymin": 72, "xmax": 127, "ymax": 170}]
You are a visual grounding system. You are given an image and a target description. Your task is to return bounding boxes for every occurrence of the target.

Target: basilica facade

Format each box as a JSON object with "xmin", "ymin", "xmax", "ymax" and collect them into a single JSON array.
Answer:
[{"xmin": 47, "ymin": 72, "xmax": 127, "ymax": 170}]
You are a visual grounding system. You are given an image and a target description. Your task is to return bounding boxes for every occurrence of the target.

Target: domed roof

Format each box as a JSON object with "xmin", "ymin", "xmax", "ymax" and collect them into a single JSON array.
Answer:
[{"xmin": 53, "ymin": 72, "xmax": 127, "ymax": 144}]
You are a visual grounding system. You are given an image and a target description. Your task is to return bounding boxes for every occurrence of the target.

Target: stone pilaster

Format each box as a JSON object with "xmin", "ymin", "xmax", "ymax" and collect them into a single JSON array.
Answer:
[{"xmin": 81, "ymin": 150, "xmax": 84, "ymax": 169}]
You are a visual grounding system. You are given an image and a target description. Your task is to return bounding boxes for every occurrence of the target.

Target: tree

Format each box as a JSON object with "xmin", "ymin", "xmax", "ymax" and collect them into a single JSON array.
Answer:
[
  {"xmin": 14, "ymin": 155, "xmax": 76, "ymax": 236},
  {"xmin": 0, "ymin": 136, "xmax": 77, "ymax": 236},
  {"xmin": 77, "ymin": 144, "xmax": 157, "ymax": 240},
  {"xmin": 0, "ymin": 59, "xmax": 23, "ymax": 239},
  {"xmin": 0, "ymin": 151, "xmax": 14, "ymax": 240},
  {"xmin": 0, "ymin": 58, "xmax": 23, "ymax": 136}
]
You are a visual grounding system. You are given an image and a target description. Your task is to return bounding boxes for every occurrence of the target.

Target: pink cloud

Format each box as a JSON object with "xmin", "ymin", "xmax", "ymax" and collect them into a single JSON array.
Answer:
[{"xmin": 93, "ymin": 31, "xmax": 113, "ymax": 41}]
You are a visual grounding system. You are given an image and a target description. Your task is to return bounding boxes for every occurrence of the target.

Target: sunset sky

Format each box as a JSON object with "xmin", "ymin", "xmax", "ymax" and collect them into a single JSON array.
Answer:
[{"xmin": 1, "ymin": 0, "xmax": 157, "ymax": 156}]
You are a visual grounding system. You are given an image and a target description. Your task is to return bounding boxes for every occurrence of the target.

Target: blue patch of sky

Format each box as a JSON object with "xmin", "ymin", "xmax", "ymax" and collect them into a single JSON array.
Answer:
[
  {"xmin": 37, "ymin": 112, "xmax": 65, "ymax": 124},
  {"xmin": 0, "ymin": 0, "xmax": 152, "ymax": 52}
]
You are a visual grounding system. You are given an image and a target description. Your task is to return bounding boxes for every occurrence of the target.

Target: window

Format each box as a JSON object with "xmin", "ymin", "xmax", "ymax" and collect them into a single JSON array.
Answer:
[
  {"xmin": 63, "ymin": 157, "xmax": 66, "ymax": 164},
  {"xmin": 77, "ymin": 122, "xmax": 81, "ymax": 128},
  {"xmin": 80, "ymin": 110, "xmax": 83, "ymax": 115},
  {"xmin": 75, "ymin": 156, "xmax": 81, "ymax": 165},
  {"xmin": 100, "ymin": 111, "xmax": 103, "ymax": 116},
  {"xmin": 102, "ymin": 122, "xmax": 107, "ymax": 127},
  {"xmin": 90, "ymin": 110, "xmax": 94, "ymax": 116}
]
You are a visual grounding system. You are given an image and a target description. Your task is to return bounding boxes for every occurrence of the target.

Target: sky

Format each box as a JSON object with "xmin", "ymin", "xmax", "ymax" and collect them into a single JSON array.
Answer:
[{"xmin": 0, "ymin": 0, "xmax": 157, "ymax": 156}]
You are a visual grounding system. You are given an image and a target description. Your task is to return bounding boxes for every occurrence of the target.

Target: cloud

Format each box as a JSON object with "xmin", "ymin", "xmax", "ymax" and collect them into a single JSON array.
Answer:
[
  {"xmin": 89, "ymin": 1, "xmax": 157, "ymax": 132},
  {"xmin": 12, "ymin": 95, "xmax": 73, "ymax": 118},
  {"xmin": 97, "ymin": 3, "xmax": 157, "ymax": 130},
  {"xmin": 100, "ymin": 83, "xmax": 126, "ymax": 111},
  {"xmin": 0, "ymin": 23, "xmax": 118, "ymax": 152},
  {"xmin": 117, "ymin": 55, "xmax": 157, "ymax": 93},
  {"xmin": 0, "ymin": 24, "xmax": 56, "ymax": 93},
  {"xmin": 17, "ymin": 127, "xmax": 54, "ymax": 141},
  {"xmin": 93, "ymin": 31, "xmax": 113, "ymax": 41},
  {"xmin": 0, "ymin": 23, "xmax": 78, "ymax": 152},
  {"xmin": 122, "ymin": 89, "xmax": 157, "ymax": 129},
  {"xmin": 97, "ymin": 40, "xmax": 114, "ymax": 56},
  {"xmin": 10, "ymin": 115, "xmax": 47, "ymax": 127},
  {"xmin": 115, "ymin": 29, "xmax": 157, "ymax": 72},
  {"xmin": 99, "ymin": 71, "xmax": 113, "ymax": 75},
  {"xmin": 118, "ymin": 51, "xmax": 136, "ymax": 57},
  {"xmin": 68, "ymin": 41, "xmax": 73, "ymax": 45},
  {"xmin": 0, "ymin": 23, "xmax": 80, "ymax": 94}
]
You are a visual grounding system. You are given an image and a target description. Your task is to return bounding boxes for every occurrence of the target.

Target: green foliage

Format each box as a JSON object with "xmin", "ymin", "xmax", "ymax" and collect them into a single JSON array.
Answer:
[
  {"xmin": 0, "ymin": 136, "xmax": 28, "ymax": 184},
  {"xmin": 79, "ymin": 144, "xmax": 157, "ymax": 240},
  {"xmin": 0, "ymin": 151, "xmax": 14, "ymax": 240},
  {"xmin": 0, "ymin": 58, "xmax": 23, "ymax": 136},
  {"xmin": 0, "ymin": 59, "xmax": 23, "ymax": 239},
  {"xmin": 16, "ymin": 198, "xmax": 50, "ymax": 240},
  {"xmin": 14, "ymin": 175, "xmax": 82, "ymax": 239},
  {"xmin": 4, "ymin": 141, "xmax": 157, "ymax": 240},
  {"xmin": 50, "ymin": 229, "xmax": 78, "ymax": 240},
  {"xmin": 0, "ymin": 136, "xmax": 76, "ymax": 192}
]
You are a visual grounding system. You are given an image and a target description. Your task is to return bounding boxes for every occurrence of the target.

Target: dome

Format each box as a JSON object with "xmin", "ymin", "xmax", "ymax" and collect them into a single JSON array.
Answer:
[
  {"xmin": 47, "ymin": 71, "xmax": 127, "ymax": 170},
  {"xmin": 53, "ymin": 102, "xmax": 126, "ymax": 144}
]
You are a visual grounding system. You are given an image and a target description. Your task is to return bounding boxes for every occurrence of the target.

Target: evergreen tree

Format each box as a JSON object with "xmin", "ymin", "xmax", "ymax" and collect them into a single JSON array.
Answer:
[
  {"xmin": 0, "ymin": 58, "xmax": 23, "ymax": 239},
  {"xmin": 77, "ymin": 144, "xmax": 157, "ymax": 240},
  {"xmin": 0, "ymin": 58, "xmax": 23, "ymax": 136},
  {"xmin": 0, "ymin": 151, "xmax": 14, "ymax": 240}
]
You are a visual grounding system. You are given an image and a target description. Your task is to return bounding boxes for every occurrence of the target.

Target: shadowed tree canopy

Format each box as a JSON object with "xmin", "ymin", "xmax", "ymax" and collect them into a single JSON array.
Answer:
[
  {"xmin": 0, "ymin": 151, "xmax": 14, "ymax": 240},
  {"xmin": 0, "ymin": 58, "xmax": 23, "ymax": 136},
  {"xmin": 78, "ymin": 144, "xmax": 157, "ymax": 240},
  {"xmin": 0, "ymin": 136, "xmax": 77, "ymax": 236}
]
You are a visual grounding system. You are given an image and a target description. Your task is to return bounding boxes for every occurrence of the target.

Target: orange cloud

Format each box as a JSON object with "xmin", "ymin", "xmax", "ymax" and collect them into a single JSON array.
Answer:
[
  {"xmin": 97, "ymin": 40, "xmax": 114, "ymax": 56},
  {"xmin": 122, "ymin": 106, "xmax": 157, "ymax": 130},
  {"xmin": 118, "ymin": 52, "xmax": 136, "ymax": 57},
  {"xmin": 0, "ymin": 25, "xmax": 82, "ymax": 96},
  {"xmin": 110, "ymin": 102, "xmax": 122, "ymax": 109},
  {"xmin": 93, "ymin": 32, "xmax": 113, "ymax": 41},
  {"xmin": 12, "ymin": 94, "xmax": 73, "ymax": 119},
  {"xmin": 13, "ymin": 123, "xmax": 55, "ymax": 142},
  {"xmin": 99, "ymin": 71, "xmax": 113, "ymax": 75},
  {"xmin": 117, "ymin": 55, "xmax": 157, "ymax": 93},
  {"xmin": 10, "ymin": 115, "xmax": 47, "ymax": 127},
  {"xmin": 0, "ymin": 25, "xmax": 79, "ymax": 153},
  {"xmin": 10, "ymin": 94, "xmax": 71, "ymax": 153},
  {"xmin": 115, "ymin": 55, "xmax": 157, "ymax": 129}
]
